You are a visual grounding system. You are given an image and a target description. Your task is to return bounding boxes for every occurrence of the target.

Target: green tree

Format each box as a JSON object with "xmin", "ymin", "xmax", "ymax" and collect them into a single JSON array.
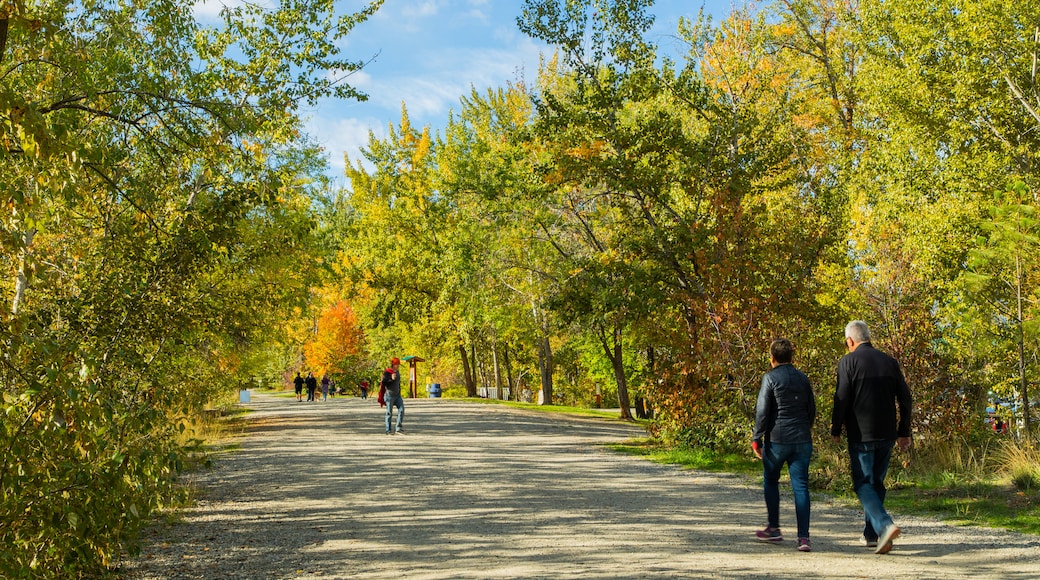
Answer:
[
  {"xmin": 854, "ymin": 0, "xmax": 1040, "ymax": 434},
  {"xmin": 956, "ymin": 183, "xmax": 1040, "ymax": 437},
  {"xmin": 518, "ymin": 1, "xmax": 844, "ymax": 437},
  {"xmin": 0, "ymin": 0, "xmax": 380, "ymax": 574}
]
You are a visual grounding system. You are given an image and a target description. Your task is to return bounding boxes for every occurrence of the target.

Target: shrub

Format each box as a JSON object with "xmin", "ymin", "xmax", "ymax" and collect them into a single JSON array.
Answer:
[
  {"xmin": 440, "ymin": 384, "xmax": 468, "ymax": 398},
  {"xmin": 996, "ymin": 440, "xmax": 1040, "ymax": 491}
]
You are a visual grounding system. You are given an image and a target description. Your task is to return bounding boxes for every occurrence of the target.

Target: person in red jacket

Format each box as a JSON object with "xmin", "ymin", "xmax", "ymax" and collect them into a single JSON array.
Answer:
[{"xmin": 382, "ymin": 357, "xmax": 404, "ymax": 434}]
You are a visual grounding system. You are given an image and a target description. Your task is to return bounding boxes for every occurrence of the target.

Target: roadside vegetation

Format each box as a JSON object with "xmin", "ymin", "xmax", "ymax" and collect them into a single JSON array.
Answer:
[{"xmin": 5, "ymin": 0, "xmax": 1040, "ymax": 576}]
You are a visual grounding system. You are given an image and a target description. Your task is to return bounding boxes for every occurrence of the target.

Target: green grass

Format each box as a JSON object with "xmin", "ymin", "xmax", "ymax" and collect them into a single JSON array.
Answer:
[
  {"xmin": 457, "ymin": 397, "xmax": 643, "ymax": 422},
  {"xmin": 880, "ymin": 478, "xmax": 1040, "ymax": 535},
  {"xmin": 607, "ymin": 438, "xmax": 759, "ymax": 475},
  {"xmin": 599, "ymin": 421, "xmax": 1040, "ymax": 537},
  {"xmin": 620, "ymin": 435, "xmax": 1040, "ymax": 537},
  {"xmin": 262, "ymin": 389, "xmax": 298, "ymax": 398}
]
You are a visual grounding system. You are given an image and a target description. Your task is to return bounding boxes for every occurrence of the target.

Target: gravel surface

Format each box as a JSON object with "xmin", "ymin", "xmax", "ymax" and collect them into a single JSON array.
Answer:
[{"xmin": 119, "ymin": 393, "xmax": 1040, "ymax": 579}]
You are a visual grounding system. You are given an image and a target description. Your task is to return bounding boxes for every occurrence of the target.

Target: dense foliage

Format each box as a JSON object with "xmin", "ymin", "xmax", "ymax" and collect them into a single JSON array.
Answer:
[
  {"xmin": 0, "ymin": 0, "xmax": 380, "ymax": 575},
  {"xmin": 3, "ymin": 0, "xmax": 1039, "ymax": 574},
  {"xmin": 336, "ymin": 0, "xmax": 1039, "ymax": 448}
]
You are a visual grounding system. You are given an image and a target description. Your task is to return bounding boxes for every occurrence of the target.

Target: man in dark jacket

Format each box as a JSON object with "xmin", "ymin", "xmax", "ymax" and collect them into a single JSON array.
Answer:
[
  {"xmin": 293, "ymin": 372, "xmax": 305, "ymax": 402},
  {"xmin": 752, "ymin": 338, "xmax": 816, "ymax": 552},
  {"xmin": 382, "ymin": 357, "xmax": 404, "ymax": 434},
  {"xmin": 831, "ymin": 320, "xmax": 913, "ymax": 555},
  {"xmin": 305, "ymin": 371, "xmax": 318, "ymax": 402}
]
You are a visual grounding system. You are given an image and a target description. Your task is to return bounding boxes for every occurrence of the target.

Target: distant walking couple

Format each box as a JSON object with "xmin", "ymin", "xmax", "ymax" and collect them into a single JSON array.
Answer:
[
  {"xmin": 292, "ymin": 371, "xmax": 317, "ymax": 402},
  {"xmin": 753, "ymin": 320, "xmax": 912, "ymax": 555}
]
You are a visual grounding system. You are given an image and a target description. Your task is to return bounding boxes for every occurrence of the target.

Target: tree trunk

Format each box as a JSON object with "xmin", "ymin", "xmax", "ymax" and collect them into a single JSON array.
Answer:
[
  {"xmin": 597, "ymin": 323, "xmax": 633, "ymax": 420},
  {"xmin": 474, "ymin": 342, "xmax": 489, "ymax": 396},
  {"xmin": 0, "ymin": 16, "xmax": 9, "ymax": 63},
  {"xmin": 635, "ymin": 345, "xmax": 655, "ymax": 419},
  {"xmin": 502, "ymin": 344, "xmax": 516, "ymax": 401},
  {"xmin": 538, "ymin": 330, "xmax": 553, "ymax": 405},
  {"xmin": 1016, "ymin": 255, "xmax": 1033, "ymax": 438},
  {"xmin": 11, "ymin": 229, "xmax": 36, "ymax": 315},
  {"xmin": 635, "ymin": 398, "xmax": 645, "ymax": 419},
  {"xmin": 492, "ymin": 339, "xmax": 503, "ymax": 400},
  {"xmin": 459, "ymin": 342, "xmax": 477, "ymax": 397}
]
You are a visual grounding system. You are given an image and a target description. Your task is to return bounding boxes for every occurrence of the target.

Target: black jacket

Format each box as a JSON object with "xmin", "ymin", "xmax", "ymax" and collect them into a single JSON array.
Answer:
[
  {"xmin": 753, "ymin": 364, "xmax": 816, "ymax": 445},
  {"xmin": 381, "ymin": 368, "xmax": 402, "ymax": 398},
  {"xmin": 830, "ymin": 343, "xmax": 913, "ymax": 443}
]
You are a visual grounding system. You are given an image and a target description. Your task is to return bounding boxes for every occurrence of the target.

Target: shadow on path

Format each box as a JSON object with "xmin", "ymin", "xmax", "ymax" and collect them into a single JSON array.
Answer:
[{"xmin": 122, "ymin": 394, "xmax": 1040, "ymax": 579}]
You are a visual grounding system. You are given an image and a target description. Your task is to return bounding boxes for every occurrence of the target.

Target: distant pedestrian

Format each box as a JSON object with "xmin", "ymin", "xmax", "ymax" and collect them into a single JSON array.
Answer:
[
  {"xmin": 305, "ymin": 371, "xmax": 317, "ymax": 402},
  {"xmin": 293, "ymin": 372, "xmax": 304, "ymax": 402},
  {"xmin": 321, "ymin": 374, "xmax": 330, "ymax": 402},
  {"xmin": 329, "ymin": 378, "xmax": 336, "ymax": 397},
  {"xmin": 753, "ymin": 338, "xmax": 816, "ymax": 552},
  {"xmin": 359, "ymin": 379, "xmax": 369, "ymax": 399},
  {"xmin": 382, "ymin": 357, "xmax": 404, "ymax": 434},
  {"xmin": 831, "ymin": 320, "xmax": 913, "ymax": 555}
]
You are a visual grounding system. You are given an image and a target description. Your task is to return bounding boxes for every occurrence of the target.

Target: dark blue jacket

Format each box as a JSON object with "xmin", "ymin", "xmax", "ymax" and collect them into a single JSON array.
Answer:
[
  {"xmin": 754, "ymin": 364, "xmax": 816, "ymax": 445},
  {"xmin": 830, "ymin": 343, "xmax": 913, "ymax": 443}
]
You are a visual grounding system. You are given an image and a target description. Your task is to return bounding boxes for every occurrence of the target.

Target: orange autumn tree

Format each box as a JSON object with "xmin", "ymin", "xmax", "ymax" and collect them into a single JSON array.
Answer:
[{"xmin": 303, "ymin": 300, "xmax": 367, "ymax": 376}]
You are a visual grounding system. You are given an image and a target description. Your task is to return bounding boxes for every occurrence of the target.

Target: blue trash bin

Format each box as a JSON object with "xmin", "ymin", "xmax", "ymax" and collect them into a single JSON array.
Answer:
[{"xmin": 428, "ymin": 383, "xmax": 441, "ymax": 398}]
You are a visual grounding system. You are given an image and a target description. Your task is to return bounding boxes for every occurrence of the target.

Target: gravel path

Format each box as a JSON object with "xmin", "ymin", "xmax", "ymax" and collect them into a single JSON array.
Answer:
[{"xmin": 120, "ymin": 393, "xmax": 1040, "ymax": 579}]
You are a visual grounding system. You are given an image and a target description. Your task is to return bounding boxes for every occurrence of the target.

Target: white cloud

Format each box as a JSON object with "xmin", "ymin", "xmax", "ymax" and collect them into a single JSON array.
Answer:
[
  {"xmin": 464, "ymin": 8, "xmax": 490, "ymax": 24},
  {"xmin": 355, "ymin": 40, "xmax": 543, "ymax": 120},
  {"xmin": 191, "ymin": 0, "xmax": 274, "ymax": 22},
  {"xmin": 328, "ymin": 68, "xmax": 374, "ymax": 91},
  {"xmin": 298, "ymin": 1, "xmax": 555, "ymax": 180},
  {"xmin": 306, "ymin": 115, "xmax": 388, "ymax": 175},
  {"xmin": 401, "ymin": 0, "xmax": 440, "ymax": 19}
]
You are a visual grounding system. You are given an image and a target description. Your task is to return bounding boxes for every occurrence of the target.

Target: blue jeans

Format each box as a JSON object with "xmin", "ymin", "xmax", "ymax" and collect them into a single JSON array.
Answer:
[
  {"xmin": 385, "ymin": 394, "xmax": 404, "ymax": 432},
  {"xmin": 849, "ymin": 440, "xmax": 896, "ymax": 540},
  {"xmin": 762, "ymin": 441, "xmax": 812, "ymax": 538}
]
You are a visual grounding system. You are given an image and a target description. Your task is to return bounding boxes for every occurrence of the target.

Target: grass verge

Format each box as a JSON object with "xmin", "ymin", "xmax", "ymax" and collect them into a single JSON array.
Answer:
[
  {"xmin": 882, "ymin": 483, "xmax": 1040, "ymax": 534},
  {"xmin": 157, "ymin": 404, "xmax": 251, "ymax": 521},
  {"xmin": 614, "ymin": 434, "xmax": 1040, "ymax": 536},
  {"xmin": 457, "ymin": 397, "xmax": 643, "ymax": 422},
  {"xmin": 606, "ymin": 437, "xmax": 760, "ymax": 475}
]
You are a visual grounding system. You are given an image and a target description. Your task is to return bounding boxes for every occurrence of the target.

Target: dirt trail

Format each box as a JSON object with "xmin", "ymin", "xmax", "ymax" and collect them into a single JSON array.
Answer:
[{"xmin": 121, "ymin": 393, "xmax": 1040, "ymax": 579}]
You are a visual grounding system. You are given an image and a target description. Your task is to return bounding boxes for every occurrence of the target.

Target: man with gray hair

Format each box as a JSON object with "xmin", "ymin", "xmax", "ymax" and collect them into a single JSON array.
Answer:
[{"xmin": 831, "ymin": 320, "xmax": 913, "ymax": 554}]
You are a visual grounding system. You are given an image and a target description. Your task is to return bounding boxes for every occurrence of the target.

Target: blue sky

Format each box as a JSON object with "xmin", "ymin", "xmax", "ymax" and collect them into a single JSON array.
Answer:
[{"xmin": 201, "ymin": 1, "xmax": 739, "ymax": 181}]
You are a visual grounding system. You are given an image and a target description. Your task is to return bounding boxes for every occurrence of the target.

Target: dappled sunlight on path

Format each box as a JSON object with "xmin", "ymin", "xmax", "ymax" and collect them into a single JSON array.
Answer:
[{"xmin": 123, "ymin": 394, "xmax": 1040, "ymax": 579}]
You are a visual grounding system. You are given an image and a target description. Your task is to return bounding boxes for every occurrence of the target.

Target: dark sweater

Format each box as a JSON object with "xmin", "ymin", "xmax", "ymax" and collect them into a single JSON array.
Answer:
[
  {"xmin": 381, "ymin": 368, "xmax": 402, "ymax": 398},
  {"xmin": 830, "ymin": 343, "xmax": 913, "ymax": 443}
]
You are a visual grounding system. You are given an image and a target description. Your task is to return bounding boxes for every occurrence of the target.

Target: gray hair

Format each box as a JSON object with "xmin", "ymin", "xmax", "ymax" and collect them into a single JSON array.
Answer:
[{"xmin": 845, "ymin": 320, "xmax": 871, "ymax": 343}]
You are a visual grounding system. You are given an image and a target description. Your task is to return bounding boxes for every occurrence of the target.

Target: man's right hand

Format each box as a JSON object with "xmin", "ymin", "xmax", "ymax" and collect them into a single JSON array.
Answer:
[{"xmin": 751, "ymin": 441, "xmax": 762, "ymax": 460}]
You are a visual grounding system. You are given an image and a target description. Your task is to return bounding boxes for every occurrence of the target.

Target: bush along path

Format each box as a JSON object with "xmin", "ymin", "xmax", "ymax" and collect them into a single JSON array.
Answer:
[{"xmin": 120, "ymin": 394, "xmax": 1040, "ymax": 579}]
